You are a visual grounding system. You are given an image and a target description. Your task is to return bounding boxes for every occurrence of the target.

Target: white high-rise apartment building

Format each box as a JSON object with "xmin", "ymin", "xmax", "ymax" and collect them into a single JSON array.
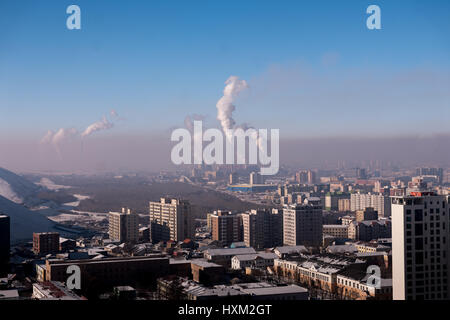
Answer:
[
  {"xmin": 283, "ymin": 198, "xmax": 323, "ymax": 247},
  {"xmin": 392, "ymin": 192, "xmax": 450, "ymax": 300},
  {"xmin": 109, "ymin": 208, "xmax": 139, "ymax": 243},
  {"xmin": 351, "ymin": 193, "xmax": 391, "ymax": 217},
  {"xmin": 149, "ymin": 198, "xmax": 193, "ymax": 242}
]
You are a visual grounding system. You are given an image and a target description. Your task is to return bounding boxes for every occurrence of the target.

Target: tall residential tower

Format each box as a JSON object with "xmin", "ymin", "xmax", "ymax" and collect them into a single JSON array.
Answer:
[
  {"xmin": 392, "ymin": 192, "xmax": 450, "ymax": 300},
  {"xmin": 149, "ymin": 198, "xmax": 193, "ymax": 242}
]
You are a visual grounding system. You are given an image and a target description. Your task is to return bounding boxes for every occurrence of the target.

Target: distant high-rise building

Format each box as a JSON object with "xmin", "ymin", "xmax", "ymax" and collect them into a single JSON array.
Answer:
[
  {"xmin": 0, "ymin": 215, "xmax": 10, "ymax": 276},
  {"xmin": 356, "ymin": 207, "xmax": 378, "ymax": 222},
  {"xmin": 338, "ymin": 198, "xmax": 351, "ymax": 212},
  {"xmin": 295, "ymin": 171, "xmax": 308, "ymax": 184},
  {"xmin": 351, "ymin": 193, "xmax": 391, "ymax": 217},
  {"xmin": 392, "ymin": 192, "xmax": 450, "ymax": 300},
  {"xmin": 307, "ymin": 170, "xmax": 316, "ymax": 184},
  {"xmin": 249, "ymin": 172, "xmax": 263, "ymax": 185},
  {"xmin": 242, "ymin": 209, "xmax": 283, "ymax": 249},
  {"xmin": 325, "ymin": 192, "xmax": 350, "ymax": 211},
  {"xmin": 416, "ymin": 168, "xmax": 444, "ymax": 184},
  {"xmin": 149, "ymin": 198, "xmax": 193, "ymax": 242},
  {"xmin": 33, "ymin": 232, "xmax": 60, "ymax": 255},
  {"xmin": 229, "ymin": 172, "xmax": 238, "ymax": 185},
  {"xmin": 356, "ymin": 168, "xmax": 368, "ymax": 179},
  {"xmin": 109, "ymin": 208, "xmax": 139, "ymax": 243},
  {"xmin": 283, "ymin": 198, "xmax": 323, "ymax": 247},
  {"xmin": 295, "ymin": 170, "xmax": 316, "ymax": 184},
  {"xmin": 210, "ymin": 210, "xmax": 242, "ymax": 246}
]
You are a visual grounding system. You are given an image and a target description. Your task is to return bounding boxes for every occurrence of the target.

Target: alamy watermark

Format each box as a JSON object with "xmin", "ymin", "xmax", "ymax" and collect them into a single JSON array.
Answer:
[
  {"xmin": 65, "ymin": 4, "xmax": 380, "ymax": 31},
  {"xmin": 66, "ymin": 265, "xmax": 81, "ymax": 290},
  {"xmin": 66, "ymin": 5, "xmax": 81, "ymax": 30},
  {"xmin": 366, "ymin": 5, "xmax": 381, "ymax": 30},
  {"xmin": 171, "ymin": 121, "xmax": 279, "ymax": 175},
  {"xmin": 366, "ymin": 265, "xmax": 381, "ymax": 289}
]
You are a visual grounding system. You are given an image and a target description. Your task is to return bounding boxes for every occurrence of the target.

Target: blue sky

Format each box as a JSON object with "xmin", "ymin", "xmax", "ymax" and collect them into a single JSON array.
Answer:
[{"xmin": 1, "ymin": 0, "xmax": 449, "ymax": 139}]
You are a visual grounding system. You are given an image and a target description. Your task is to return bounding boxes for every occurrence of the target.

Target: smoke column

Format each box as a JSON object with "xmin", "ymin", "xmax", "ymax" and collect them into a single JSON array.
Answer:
[
  {"xmin": 216, "ymin": 76, "xmax": 249, "ymax": 134},
  {"xmin": 81, "ymin": 116, "xmax": 114, "ymax": 137}
]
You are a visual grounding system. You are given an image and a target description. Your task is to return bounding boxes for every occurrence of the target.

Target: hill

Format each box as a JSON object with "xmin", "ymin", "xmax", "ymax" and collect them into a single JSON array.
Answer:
[{"xmin": 0, "ymin": 195, "xmax": 55, "ymax": 244}]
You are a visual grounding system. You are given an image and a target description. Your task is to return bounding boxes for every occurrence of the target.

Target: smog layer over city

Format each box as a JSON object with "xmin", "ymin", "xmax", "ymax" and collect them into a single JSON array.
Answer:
[{"xmin": 0, "ymin": 0, "xmax": 449, "ymax": 315}]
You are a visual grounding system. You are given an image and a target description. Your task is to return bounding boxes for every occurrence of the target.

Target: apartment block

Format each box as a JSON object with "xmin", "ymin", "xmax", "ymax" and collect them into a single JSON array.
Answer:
[
  {"xmin": 338, "ymin": 199, "xmax": 351, "ymax": 212},
  {"xmin": 109, "ymin": 208, "xmax": 139, "ymax": 243},
  {"xmin": 242, "ymin": 209, "xmax": 283, "ymax": 249},
  {"xmin": 356, "ymin": 207, "xmax": 378, "ymax": 222},
  {"xmin": 33, "ymin": 232, "xmax": 60, "ymax": 255},
  {"xmin": 392, "ymin": 192, "xmax": 450, "ymax": 300},
  {"xmin": 348, "ymin": 220, "xmax": 391, "ymax": 242},
  {"xmin": 283, "ymin": 198, "xmax": 323, "ymax": 247},
  {"xmin": 351, "ymin": 193, "xmax": 391, "ymax": 217},
  {"xmin": 323, "ymin": 225, "xmax": 349, "ymax": 239},
  {"xmin": 149, "ymin": 198, "xmax": 193, "ymax": 242},
  {"xmin": 210, "ymin": 210, "xmax": 242, "ymax": 246}
]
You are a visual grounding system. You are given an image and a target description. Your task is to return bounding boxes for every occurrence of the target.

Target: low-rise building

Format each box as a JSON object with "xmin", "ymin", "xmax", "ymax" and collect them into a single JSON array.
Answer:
[
  {"xmin": 46, "ymin": 254, "xmax": 169, "ymax": 291},
  {"xmin": 231, "ymin": 253, "xmax": 278, "ymax": 270},
  {"xmin": 190, "ymin": 259, "xmax": 225, "ymax": 285},
  {"xmin": 0, "ymin": 289, "xmax": 19, "ymax": 300},
  {"xmin": 322, "ymin": 225, "xmax": 349, "ymax": 239},
  {"xmin": 274, "ymin": 245, "xmax": 308, "ymax": 259},
  {"xmin": 348, "ymin": 220, "xmax": 391, "ymax": 241},
  {"xmin": 355, "ymin": 242, "xmax": 391, "ymax": 253},
  {"xmin": 336, "ymin": 265, "xmax": 392, "ymax": 300},
  {"xmin": 157, "ymin": 278, "xmax": 308, "ymax": 301},
  {"xmin": 32, "ymin": 281, "xmax": 83, "ymax": 300},
  {"xmin": 204, "ymin": 247, "xmax": 256, "ymax": 267}
]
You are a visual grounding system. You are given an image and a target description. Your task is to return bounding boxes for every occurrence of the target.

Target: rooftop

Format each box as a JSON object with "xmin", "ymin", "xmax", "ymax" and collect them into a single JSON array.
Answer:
[
  {"xmin": 275, "ymin": 245, "xmax": 308, "ymax": 255},
  {"xmin": 241, "ymin": 284, "xmax": 308, "ymax": 296},
  {"xmin": 233, "ymin": 253, "xmax": 278, "ymax": 261},
  {"xmin": 191, "ymin": 259, "xmax": 223, "ymax": 268},
  {"xmin": 178, "ymin": 279, "xmax": 308, "ymax": 298},
  {"xmin": 33, "ymin": 282, "xmax": 82, "ymax": 300},
  {"xmin": 205, "ymin": 247, "xmax": 256, "ymax": 257},
  {"xmin": 323, "ymin": 225, "xmax": 349, "ymax": 228},
  {"xmin": 0, "ymin": 290, "xmax": 19, "ymax": 300}
]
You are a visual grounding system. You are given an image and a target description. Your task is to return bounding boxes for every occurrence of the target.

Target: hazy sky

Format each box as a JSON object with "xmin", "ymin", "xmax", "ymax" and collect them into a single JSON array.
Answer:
[{"xmin": 0, "ymin": 0, "xmax": 449, "ymax": 172}]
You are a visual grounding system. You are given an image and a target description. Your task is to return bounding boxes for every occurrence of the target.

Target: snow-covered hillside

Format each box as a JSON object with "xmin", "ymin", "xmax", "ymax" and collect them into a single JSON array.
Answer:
[
  {"xmin": 0, "ymin": 178, "xmax": 23, "ymax": 203},
  {"xmin": 0, "ymin": 167, "xmax": 42, "ymax": 205},
  {"xmin": 0, "ymin": 195, "xmax": 55, "ymax": 244}
]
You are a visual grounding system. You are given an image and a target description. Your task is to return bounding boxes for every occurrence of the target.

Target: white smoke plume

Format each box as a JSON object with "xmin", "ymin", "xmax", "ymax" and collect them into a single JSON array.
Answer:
[
  {"xmin": 215, "ymin": 76, "xmax": 266, "ymax": 164},
  {"xmin": 216, "ymin": 76, "xmax": 249, "ymax": 133},
  {"xmin": 40, "ymin": 128, "xmax": 79, "ymax": 159},
  {"xmin": 52, "ymin": 128, "xmax": 79, "ymax": 144},
  {"xmin": 40, "ymin": 130, "xmax": 55, "ymax": 145},
  {"xmin": 81, "ymin": 116, "xmax": 114, "ymax": 137},
  {"xmin": 40, "ymin": 128, "xmax": 78, "ymax": 145},
  {"xmin": 40, "ymin": 112, "xmax": 119, "ymax": 159}
]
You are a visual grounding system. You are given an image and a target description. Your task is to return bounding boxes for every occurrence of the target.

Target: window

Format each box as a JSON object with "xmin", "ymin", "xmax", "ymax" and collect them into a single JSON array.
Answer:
[
  {"xmin": 416, "ymin": 252, "xmax": 424, "ymax": 264},
  {"xmin": 415, "ymin": 209, "xmax": 423, "ymax": 221},
  {"xmin": 415, "ymin": 224, "xmax": 423, "ymax": 236},
  {"xmin": 415, "ymin": 238, "xmax": 423, "ymax": 250}
]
